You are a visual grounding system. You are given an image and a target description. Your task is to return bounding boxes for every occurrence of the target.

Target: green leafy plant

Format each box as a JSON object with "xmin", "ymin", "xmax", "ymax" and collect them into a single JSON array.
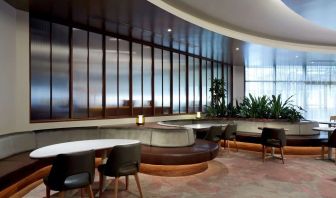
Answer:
[
  {"xmin": 269, "ymin": 94, "xmax": 293, "ymax": 119},
  {"xmin": 238, "ymin": 94, "xmax": 270, "ymax": 118},
  {"xmin": 205, "ymin": 78, "xmax": 226, "ymax": 117}
]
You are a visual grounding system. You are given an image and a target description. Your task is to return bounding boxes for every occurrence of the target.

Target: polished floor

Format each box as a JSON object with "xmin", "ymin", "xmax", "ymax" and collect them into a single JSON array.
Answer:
[{"xmin": 25, "ymin": 149, "xmax": 336, "ymax": 198}]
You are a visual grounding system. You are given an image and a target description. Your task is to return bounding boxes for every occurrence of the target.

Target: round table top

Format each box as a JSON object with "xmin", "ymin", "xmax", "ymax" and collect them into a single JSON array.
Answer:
[
  {"xmin": 30, "ymin": 139, "xmax": 140, "ymax": 159},
  {"xmin": 312, "ymin": 127, "xmax": 336, "ymax": 132},
  {"xmin": 183, "ymin": 123, "xmax": 227, "ymax": 129}
]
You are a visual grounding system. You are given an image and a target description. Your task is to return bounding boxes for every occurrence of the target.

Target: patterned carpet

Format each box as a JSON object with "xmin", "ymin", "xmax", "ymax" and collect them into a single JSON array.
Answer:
[{"xmin": 25, "ymin": 150, "xmax": 336, "ymax": 198}]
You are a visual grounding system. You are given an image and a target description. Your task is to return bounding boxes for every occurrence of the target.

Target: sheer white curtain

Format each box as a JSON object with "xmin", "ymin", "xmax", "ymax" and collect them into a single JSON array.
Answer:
[{"xmin": 245, "ymin": 48, "xmax": 336, "ymax": 121}]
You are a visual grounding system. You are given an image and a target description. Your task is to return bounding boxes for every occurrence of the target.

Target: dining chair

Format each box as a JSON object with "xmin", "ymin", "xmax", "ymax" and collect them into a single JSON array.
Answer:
[
  {"xmin": 261, "ymin": 128, "xmax": 286, "ymax": 164},
  {"xmin": 43, "ymin": 150, "xmax": 95, "ymax": 198},
  {"xmin": 204, "ymin": 126, "xmax": 223, "ymax": 148},
  {"xmin": 221, "ymin": 124, "xmax": 238, "ymax": 152},
  {"xmin": 321, "ymin": 129, "xmax": 336, "ymax": 164},
  {"xmin": 98, "ymin": 143, "xmax": 143, "ymax": 198},
  {"xmin": 330, "ymin": 116, "xmax": 336, "ymax": 127}
]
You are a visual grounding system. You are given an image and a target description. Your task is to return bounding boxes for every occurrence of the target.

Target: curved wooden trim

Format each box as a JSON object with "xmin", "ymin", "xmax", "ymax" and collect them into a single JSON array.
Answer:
[{"xmin": 140, "ymin": 162, "xmax": 208, "ymax": 177}]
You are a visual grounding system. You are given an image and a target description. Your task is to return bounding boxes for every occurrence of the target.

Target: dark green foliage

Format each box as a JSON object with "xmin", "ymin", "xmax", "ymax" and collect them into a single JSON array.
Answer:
[
  {"xmin": 238, "ymin": 94, "xmax": 271, "ymax": 118},
  {"xmin": 204, "ymin": 82, "xmax": 305, "ymax": 121},
  {"xmin": 205, "ymin": 78, "xmax": 226, "ymax": 117}
]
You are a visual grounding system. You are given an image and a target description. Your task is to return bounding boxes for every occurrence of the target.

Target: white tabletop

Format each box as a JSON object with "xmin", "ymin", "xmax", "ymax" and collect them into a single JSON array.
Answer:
[
  {"xmin": 30, "ymin": 139, "xmax": 140, "ymax": 159},
  {"xmin": 183, "ymin": 123, "xmax": 227, "ymax": 129},
  {"xmin": 312, "ymin": 127, "xmax": 336, "ymax": 132},
  {"xmin": 318, "ymin": 121, "xmax": 336, "ymax": 125}
]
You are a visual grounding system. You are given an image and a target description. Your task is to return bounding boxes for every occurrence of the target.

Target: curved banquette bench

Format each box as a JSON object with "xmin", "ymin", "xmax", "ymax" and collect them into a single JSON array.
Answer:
[
  {"xmin": 0, "ymin": 124, "xmax": 199, "ymax": 195},
  {"xmin": 159, "ymin": 119, "xmax": 320, "ymax": 135}
]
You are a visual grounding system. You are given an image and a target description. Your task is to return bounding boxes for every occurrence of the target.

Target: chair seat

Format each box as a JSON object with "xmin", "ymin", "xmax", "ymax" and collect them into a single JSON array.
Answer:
[
  {"xmin": 98, "ymin": 164, "xmax": 138, "ymax": 177},
  {"xmin": 44, "ymin": 173, "xmax": 90, "ymax": 191}
]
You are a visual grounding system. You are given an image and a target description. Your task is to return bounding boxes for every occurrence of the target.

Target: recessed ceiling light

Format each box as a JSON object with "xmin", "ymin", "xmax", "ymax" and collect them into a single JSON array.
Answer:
[
  {"xmin": 311, "ymin": 61, "xmax": 314, "ymax": 64},
  {"xmin": 167, "ymin": 28, "xmax": 172, "ymax": 32},
  {"xmin": 295, "ymin": 55, "xmax": 299, "ymax": 58},
  {"xmin": 235, "ymin": 47, "xmax": 239, "ymax": 51}
]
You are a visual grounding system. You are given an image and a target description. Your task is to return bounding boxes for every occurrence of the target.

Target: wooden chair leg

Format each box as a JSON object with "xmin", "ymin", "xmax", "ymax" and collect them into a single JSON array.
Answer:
[
  {"xmin": 80, "ymin": 188, "xmax": 84, "ymax": 198},
  {"xmin": 125, "ymin": 175, "xmax": 129, "ymax": 190},
  {"xmin": 227, "ymin": 140, "xmax": 230, "ymax": 153},
  {"xmin": 134, "ymin": 173, "xmax": 143, "ymax": 198},
  {"xmin": 263, "ymin": 146, "xmax": 266, "ymax": 162},
  {"xmin": 234, "ymin": 138, "xmax": 238, "ymax": 152},
  {"xmin": 321, "ymin": 146, "xmax": 325, "ymax": 160},
  {"xmin": 99, "ymin": 172, "xmax": 103, "ymax": 197},
  {"xmin": 280, "ymin": 147, "xmax": 285, "ymax": 164},
  {"xmin": 87, "ymin": 185, "xmax": 94, "ymax": 198},
  {"xmin": 46, "ymin": 186, "xmax": 50, "ymax": 198},
  {"xmin": 114, "ymin": 177, "xmax": 119, "ymax": 198}
]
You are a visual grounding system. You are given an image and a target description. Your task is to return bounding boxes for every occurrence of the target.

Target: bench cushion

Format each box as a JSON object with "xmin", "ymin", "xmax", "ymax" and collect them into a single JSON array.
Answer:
[{"xmin": 0, "ymin": 132, "xmax": 36, "ymax": 160}]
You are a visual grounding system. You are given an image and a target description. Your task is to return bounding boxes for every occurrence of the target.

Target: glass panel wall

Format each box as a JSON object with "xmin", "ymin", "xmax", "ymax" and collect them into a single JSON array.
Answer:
[
  {"xmin": 29, "ymin": 18, "xmax": 231, "ymax": 121},
  {"xmin": 143, "ymin": 45, "xmax": 152, "ymax": 116},
  {"xmin": 72, "ymin": 28, "xmax": 88, "ymax": 118},
  {"xmin": 105, "ymin": 37, "xmax": 118, "ymax": 116},
  {"xmin": 51, "ymin": 23, "xmax": 69, "ymax": 119},
  {"xmin": 88, "ymin": 32, "xmax": 103, "ymax": 118},
  {"xmin": 154, "ymin": 48, "xmax": 163, "ymax": 115},
  {"xmin": 162, "ymin": 50, "xmax": 171, "ymax": 114},
  {"xmin": 30, "ymin": 19, "xmax": 51, "ymax": 120},
  {"xmin": 188, "ymin": 56, "xmax": 194, "ymax": 113},
  {"xmin": 118, "ymin": 39, "xmax": 130, "ymax": 116},
  {"xmin": 180, "ymin": 54, "xmax": 187, "ymax": 113},
  {"xmin": 172, "ymin": 53, "xmax": 180, "ymax": 114}
]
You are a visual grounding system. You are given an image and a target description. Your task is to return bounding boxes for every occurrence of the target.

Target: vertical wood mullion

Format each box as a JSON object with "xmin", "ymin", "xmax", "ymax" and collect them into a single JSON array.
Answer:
[
  {"xmin": 178, "ymin": 54, "xmax": 181, "ymax": 114},
  {"xmin": 69, "ymin": 27, "xmax": 73, "ymax": 118},
  {"xmin": 161, "ymin": 49, "xmax": 164, "ymax": 113},
  {"xmin": 170, "ymin": 52, "xmax": 173, "ymax": 114},
  {"xmin": 117, "ymin": 39, "xmax": 120, "ymax": 115},
  {"xmin": 199, "ymin": 59, "xmax": 202, "ymax": 112},
  {"xmin": 102, "ymin": 35, "xmax": 106, "ymax": 118},
  {"xmin": 49, "ymin": 22, "xmax": 52, "ymax": 119},
  {"xmin": 87, "ymin": 31, "xmax": 90, "ymax": 118},
  {"xmin": 141, "ymin": 44, "xmax": 144, "ymax": 114},
  {"xmin": 151, "ymin": 46, "xmax": 155, "ymax": 116},
  {"xmin": 129, "ymin": 40, "xmax": 133, "ymax": 117}
]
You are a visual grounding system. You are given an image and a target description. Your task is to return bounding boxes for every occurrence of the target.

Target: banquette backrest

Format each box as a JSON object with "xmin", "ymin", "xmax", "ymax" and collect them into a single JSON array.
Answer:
[{"xmin": 0, "ymin": 132, "xmax": 36, "ymax": 160}]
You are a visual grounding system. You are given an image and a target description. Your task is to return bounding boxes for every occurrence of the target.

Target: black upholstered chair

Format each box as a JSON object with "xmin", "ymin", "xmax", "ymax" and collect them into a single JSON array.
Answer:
[
  {"xmin": 221, "ymin": 124, "xmax": 238, "ymax": 152},
  {"xmin": 321, "ymin": 129, "xmax": 336, "ymax": 163},
  {"xmin": 204, "ymin": 126, "xmax": 223, "ymax": 147},
  {"xmin": 261, "ymin": 128, "xmax": 286, "ymax": 164},
  {"xmin": 98, "ymin": 143, "xmax": 143, "ymax": 198},
  {"xmin": 44, "ymin": 150, "xmax": 95, "ymax": 198}
]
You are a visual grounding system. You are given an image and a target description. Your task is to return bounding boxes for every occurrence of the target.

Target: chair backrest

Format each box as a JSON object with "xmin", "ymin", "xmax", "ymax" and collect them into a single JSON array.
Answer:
[
  {"xmin": 204, "ymin": 126, "xmax": 223, "ymax": 141},
  {"xmin": 47, "ymin": 150, "xmax": 95, "ymax": 190},
  {"xmin": 261, "ymin": 127, "xmax": 286, "ymax": 147},
  {"xmin": 104, "ymin": 143, "xmax": 141, "ymax": 176},
  {"xmin": 221, "ymin": 124, "xmax": 237, "ymax": 140},
  {"xmin": 328, "ymin": 129, "xmax": 336, "ymax": 147},
  {"xmin": 330, "ymin": 116, "xmax": 336, "ymax": 122}
]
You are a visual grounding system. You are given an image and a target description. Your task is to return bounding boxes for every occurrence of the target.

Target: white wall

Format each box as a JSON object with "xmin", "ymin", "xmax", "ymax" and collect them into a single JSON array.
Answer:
[
  {"xmin": 232, "ymin": 65, "xmax": 245, "ymax": 104},
  {"xmin": 0, "ymin": 0, "xmax": 16, "ymax": 133},
  {"xmin": 0, "ymin": 0, "xmax": 196, "ymax": 135}
]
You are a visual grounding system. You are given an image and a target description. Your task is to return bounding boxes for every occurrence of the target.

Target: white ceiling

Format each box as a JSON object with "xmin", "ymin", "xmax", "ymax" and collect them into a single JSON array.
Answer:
[{"xmin": 148, "ymin": 0, "xmax": 336, "ymax": 53}]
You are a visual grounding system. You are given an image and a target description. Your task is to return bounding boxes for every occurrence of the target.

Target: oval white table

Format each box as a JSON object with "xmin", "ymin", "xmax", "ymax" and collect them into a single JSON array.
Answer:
[
  {"xmin": 30, "ymin": 139, "xmax": 140, "ymax": 195},
  {"xmin": 30, "ymin": 139, "xmax": 140, "ymax": 159}
]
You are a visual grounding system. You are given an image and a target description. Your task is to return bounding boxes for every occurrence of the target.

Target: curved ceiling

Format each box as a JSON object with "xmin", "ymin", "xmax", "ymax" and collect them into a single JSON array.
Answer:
[
  {"xmin": 148, "ymin": 0, "xmax": 336, "ymax": 53},
  {"xmin": 282, "ymin": 0, "xmax": 336, "ymax": 31}
]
